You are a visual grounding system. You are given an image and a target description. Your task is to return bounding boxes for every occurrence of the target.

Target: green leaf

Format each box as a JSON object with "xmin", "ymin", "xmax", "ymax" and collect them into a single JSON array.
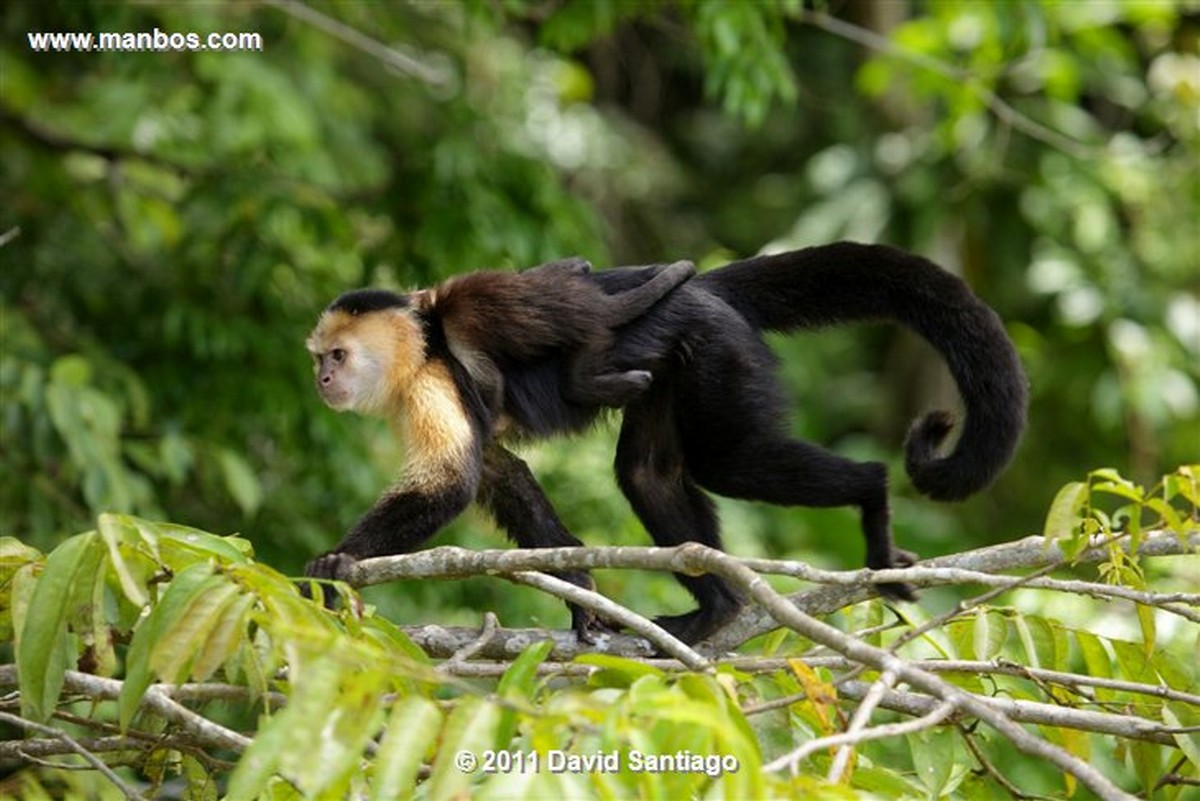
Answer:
[
  {"xmin": 159, "ymin": 429, "xmax": 194, "ymax": 486},
  {"xmin": 226, "ymin": 655, "xmax": 343, "ymax": 801},
  {"xmin": 119, "ymin": 562, "xmax": 216, "ymax": 729},
  {"xmin": 972, "ymin": 609, "xmax": 1007, "ymax": 662},
  {"xmin": 0, "ymin": 537, "xmax": 42, "ymax": 567},
  {"xmin": 371, "ymin": 696, "xmax": 444, "ymax": 801},
  {"xmin": 1043, "ymin": 481, "xmax": 1088, "ymax": 540},
  {"xmin": 191, "ymin": 591, "xmax": 255, "ymax": 682},
  {"xmin": 1164, "ymin": 704, "xmax": 1200, "ymax": 771},
  {"xmin": 282, "ymin": 662, "xmax": 389, "ymax": 798},
  {"xmin": 17, "ymin": 532, "xmax": 103, "ymax": 722},
  {"xmin": 1090, "ymin": 481, "xmax": 1144, "ymax": 503},
  {"xmin": 150, "ymin": 577, "xmax": 242, "ymax": 682},
  {"xmin": 1136, "ymin": 603, "xmax": 1157, "ymax": 657},
  {"xmin": 1074, "ymin": 631, "xmax": 1114, "ymax": 700},
  {"xmin": 1144, "ymin": 497, "xmax": 1184, "ymax": 533},
  {"xmin": 97, "ymin": 514, "xmax": 148, "ymax": 606},
  {"xmin": 494, "ymin": 639, "xmax": 552, "ymax": 749},
  {"xmin": 218, "ymin": 447, "xmax": 263, "ymax": 516},
  {"xmin": 181, "ymin": 753, "xmax": 217, "ymax": 801},
  {"xmin": 909, "ymin": 725, "xmax": 957, "ymax": 797},
  {"xmin": 425, "ymin": 697, "xmax": 501, "ymax": 801},
  {"xmin": 156, "ymin": 523, "xmax": 254, "ymax": 566},
  {"xmin": 1110, "ymin": 638, "xmax": 1156, "ymax": 685},
  {"xmin": 577, "ymin": 653, "xmax": 665, "ymax": 687}
]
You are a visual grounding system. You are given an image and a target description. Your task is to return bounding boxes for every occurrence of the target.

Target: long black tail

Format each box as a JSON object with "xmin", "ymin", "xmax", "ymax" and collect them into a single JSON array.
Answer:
[{"xmin": 695, "ymin": 242, "xmax": 1028, "ymax": 501}]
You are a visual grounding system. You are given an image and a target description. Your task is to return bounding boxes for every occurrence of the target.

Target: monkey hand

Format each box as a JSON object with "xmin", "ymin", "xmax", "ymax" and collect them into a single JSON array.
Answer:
[{"xmin": 301, "ymin": 551, "xmax": 359, "ymax": 608}]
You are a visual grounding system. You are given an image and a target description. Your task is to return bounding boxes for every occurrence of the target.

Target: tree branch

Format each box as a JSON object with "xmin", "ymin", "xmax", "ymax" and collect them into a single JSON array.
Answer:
[
  {"xmin": 0, "ymin": 666, "xmax": 252, "ymax": 754},
  {"xmin": 345, "ymin": 532, "xmax": 1198, "ymax": 800},
  {"xmin": 796, "ymin": 9, "xmax": 1100, "ymax": 160},
  {"xmin": 505, "ymin": 570, "xmax": 710, "ymax": 670},
  {"xmin": 709, "ymin": 529, "xmax": 1198, "ymax": 649},
  {"xmin": 263, "ymin": 0, "xmax": 451, "ymax": 86},
  {"xmin": 343, "ymin": 529, "xmax": 1198, "ymax": 652},
  {"xmin": 0, "ymin": 710, "xmax": 147, "ymax": 801},
  {"xmin": 692, "ymin": 547, "xmax": 1137, "ymax": 800},
  {"xmin": 836, "ymin": 680, "xmax": 1179, "ymax": 746}
]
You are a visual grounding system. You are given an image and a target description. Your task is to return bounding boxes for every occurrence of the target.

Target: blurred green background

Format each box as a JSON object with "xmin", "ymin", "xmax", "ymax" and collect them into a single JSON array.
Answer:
[{"xmin": 3, "ymin": 1, "xmax": 1197, "ymax": 628}]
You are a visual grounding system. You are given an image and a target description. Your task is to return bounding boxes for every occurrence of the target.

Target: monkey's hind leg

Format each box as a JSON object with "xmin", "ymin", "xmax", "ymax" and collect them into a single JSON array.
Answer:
[
  {"xmin": 689, "ymin": 432, "xmax": 918, "ymax": 601},
  {"xmin": 566, "ymin": 357, "xmax": 655, "ymax": 407},
  {"xmin": 615, "ymin": 398, "xmax": 746, "ymax": 646},
  {"xmin": 477, "ymin": 445, "xmax": 616, "ymax": 642}
]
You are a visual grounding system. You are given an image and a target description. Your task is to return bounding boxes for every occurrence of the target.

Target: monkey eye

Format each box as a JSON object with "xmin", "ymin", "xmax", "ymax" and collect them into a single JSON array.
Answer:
[{"xmin": 330, "ymin": 348, "xmax": 347, "ymax": 364}]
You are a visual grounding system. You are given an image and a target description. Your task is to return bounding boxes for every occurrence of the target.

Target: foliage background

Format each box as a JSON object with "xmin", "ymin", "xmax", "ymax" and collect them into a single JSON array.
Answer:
[
  {"xmin": 4, "ymin": 0, "xmax": 1196, "ymax": 629},
  {"xmin": 1, "ymin": 5, "xmax": 1198, "ymax": 795}
]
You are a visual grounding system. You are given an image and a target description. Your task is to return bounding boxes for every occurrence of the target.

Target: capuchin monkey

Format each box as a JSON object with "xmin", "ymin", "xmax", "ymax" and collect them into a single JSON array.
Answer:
[
  {"xmin": 304, "ymin": 258, "xmax": 694, "ymax": 635},
  {"xmin": 305, "ymin": 242, "xmax": 1028, "ymax": 645}
]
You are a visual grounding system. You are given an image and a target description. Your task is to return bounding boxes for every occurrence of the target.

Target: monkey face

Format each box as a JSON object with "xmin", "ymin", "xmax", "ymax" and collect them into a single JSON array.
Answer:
[
  {"xmin": 306, "ymin": 306, "xmax": 425, "ymax": 416},
  {"xmin": 310, "ymin": 346, "xmax": 357, "ymax": 410}
]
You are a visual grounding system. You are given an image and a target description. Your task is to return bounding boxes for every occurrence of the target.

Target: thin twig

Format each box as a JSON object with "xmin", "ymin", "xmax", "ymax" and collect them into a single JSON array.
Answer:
[
  {"xmin": 506, "ymin": 570, "xmax": 710, "ymax": 671},
  {"xmin": 764, "ymin": 701, "xmax": 957, "ymax": 775},
  {"xmin": 263, "ymin": 0, "xmax": 450, "ymax": 86},
  {"xmin": 443, "ymin": 612, "xmax": 501, "ymax": 669},
  {"xmin": 959, "ymin": 724, "xmax": 1060, "ymax": 801},
  {"xmin": 797, "ymin": 9, "xmax": 1099, "ymax": 160},
  {"xmin": 836, "ymin": 679, "xmax": 1177, "ymax": 746},
  {"xmin": 827, "ymin": 669, "xmax": 899, "ymax": 782},
  {"xmin": 0, "ymin": 710, "xmax": 148, "ymax": 801}
]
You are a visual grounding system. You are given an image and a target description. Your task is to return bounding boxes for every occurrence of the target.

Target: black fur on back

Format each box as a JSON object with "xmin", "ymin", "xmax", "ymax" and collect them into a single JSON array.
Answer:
[{"xmin": 589, "ymin": 246, "xmax": 1028, "ymax": 503}]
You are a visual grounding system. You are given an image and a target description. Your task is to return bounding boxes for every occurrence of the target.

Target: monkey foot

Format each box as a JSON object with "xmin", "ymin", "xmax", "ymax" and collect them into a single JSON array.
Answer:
[
  {"xmin": 571, "ymin": 607, "xmax": 621, "ymax": 645},
  {"xmin": 651, "ymin": 604, "xmax": 741, "ymax": 647},
  {"xmin": 874, "ymin": 547, "xmax": 919, "ymax": 602}
]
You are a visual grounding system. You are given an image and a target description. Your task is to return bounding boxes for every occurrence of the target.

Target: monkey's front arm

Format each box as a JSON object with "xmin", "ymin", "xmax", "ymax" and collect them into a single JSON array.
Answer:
[{"xmin": 304, "ymin": 362, "xmax": 484, "ymax": 582}]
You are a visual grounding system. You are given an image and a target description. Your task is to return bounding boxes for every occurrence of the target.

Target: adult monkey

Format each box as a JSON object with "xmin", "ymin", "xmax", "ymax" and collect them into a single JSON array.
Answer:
[{"xmin": 306, "ymin": 242, "xmax": 1028, "ymax": 645}]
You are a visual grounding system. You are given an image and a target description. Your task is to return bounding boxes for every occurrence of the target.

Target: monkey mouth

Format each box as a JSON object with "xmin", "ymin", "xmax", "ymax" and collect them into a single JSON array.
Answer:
[{"xmin": 316, "ymin": 385, "xmax": 352, "ymax": 409}]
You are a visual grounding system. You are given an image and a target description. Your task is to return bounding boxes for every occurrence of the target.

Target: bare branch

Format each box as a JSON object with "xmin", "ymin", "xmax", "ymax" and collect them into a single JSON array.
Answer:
[
  {"xmin": 0, "ymin": 666, "xmax": 252, "ymax": 754},
  {"xmin": 764, "ymin": 700, "xmax": 957, "ymax": 775},
  {"xmin": 709, "ymin": 529, "xmax": 1198, "ymax": 649},
  {"xmin": 442, "ymin": 612, "xmax": 502, "ymax": 670},
  {"xmin": 263, "ymin": 0, "xmax": 451, "ymax": 86},
  {"xmin": 0, "ymin": 733, "xmax": 202, "ymax": 760},
  {"xmin": 343, "ymin": 529, "xmax": 1198, "ymax": 652},
  {"xmin": 506, "ymin": 570, "xmax": 710, "ymax": 670},
  {"xmin": 796, "ymin": 9, "xmax": 1100, "ymax": 160},
  {"xmin": 0, "ymin": 710, "xmax": 148, "ymax": 801},
  {"xmin": 837, "ymin": 680, "xmax": 1179, "ymax": 746},
  {"xmin": 827, "ymin": 669, "xmax": 901, "ymax": 782}
]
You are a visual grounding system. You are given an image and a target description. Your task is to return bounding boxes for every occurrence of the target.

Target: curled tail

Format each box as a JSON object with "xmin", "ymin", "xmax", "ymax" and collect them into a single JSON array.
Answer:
[{"xmin": 695, "ymin": 242, "xmax": 1028, "ymax": 501}]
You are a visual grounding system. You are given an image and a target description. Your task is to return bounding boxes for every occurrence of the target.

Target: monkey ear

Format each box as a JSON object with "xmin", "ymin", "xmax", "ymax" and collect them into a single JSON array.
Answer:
[{"xmin": 411, "ymin": 289, "xmax": 435, "ymax": 311}]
